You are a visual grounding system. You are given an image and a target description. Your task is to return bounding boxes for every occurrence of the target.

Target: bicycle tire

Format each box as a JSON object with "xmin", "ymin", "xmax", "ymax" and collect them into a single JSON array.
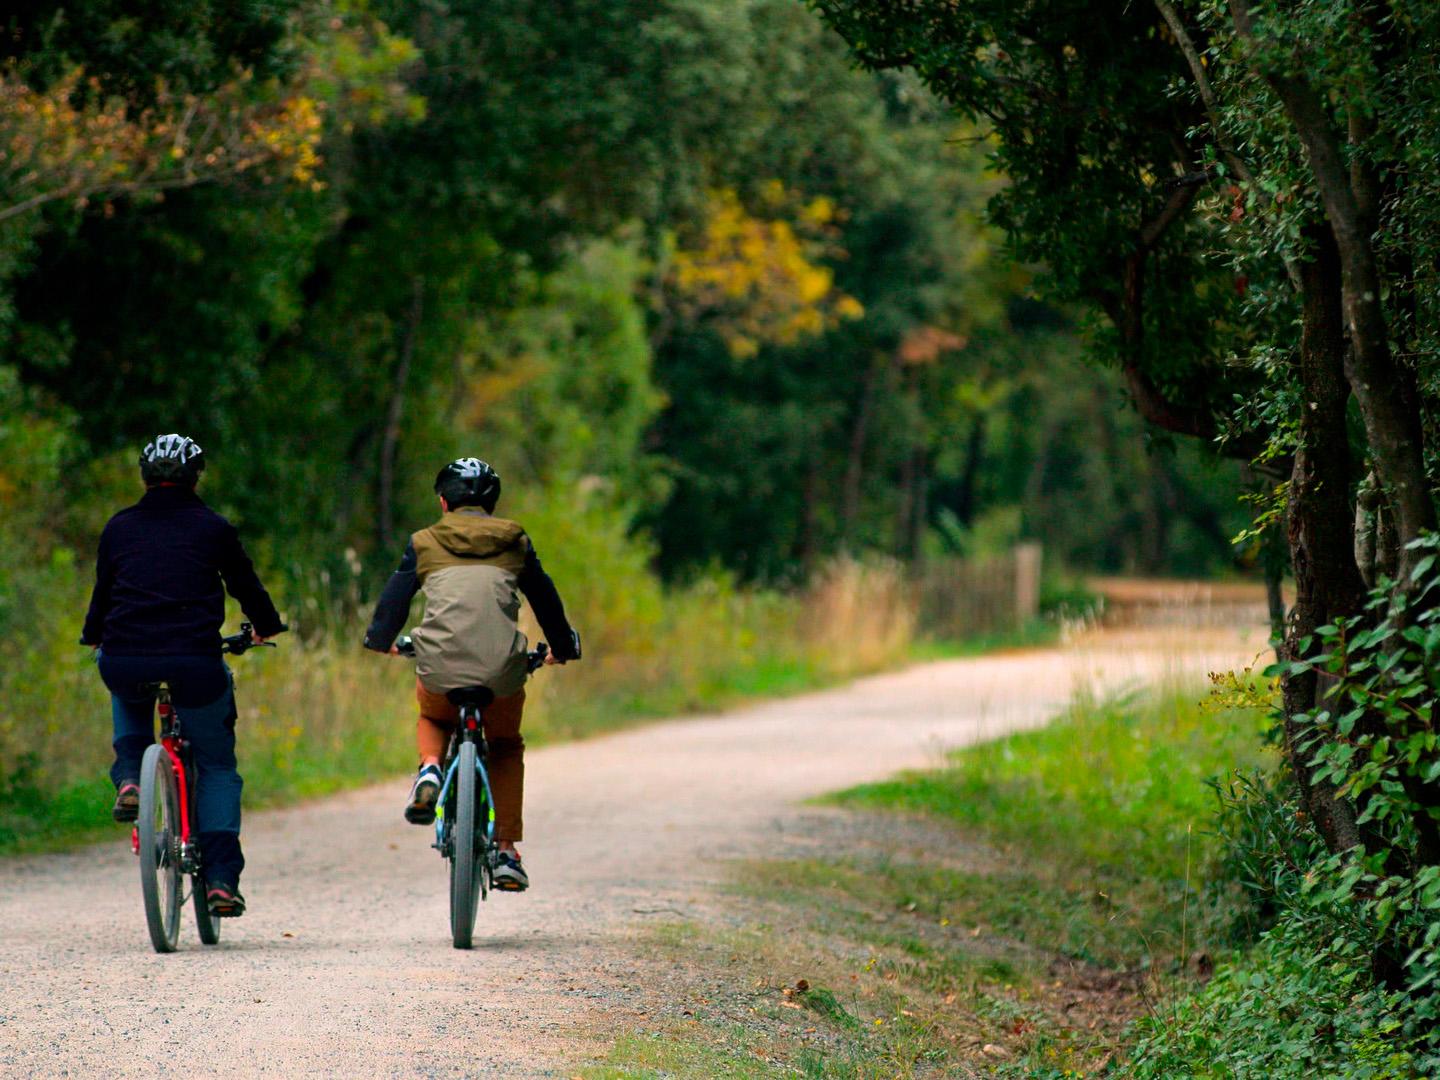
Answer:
[
  {"xmin": 449, "ymin": 741, "xmax": 481, "ymax": 949},
  {"xmin": 192, "ymin": 871, "xmax": 220, "ymax": 945},
  {"xmin": 138, "ymin": 745, "xmax": 182, "ymax": 953}
]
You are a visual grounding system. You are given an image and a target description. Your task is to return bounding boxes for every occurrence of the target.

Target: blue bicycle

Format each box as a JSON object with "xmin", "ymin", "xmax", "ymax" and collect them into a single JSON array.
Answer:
[{"xmin": 395, "ymin": 636, "xmax": 552, "ymax": 949}]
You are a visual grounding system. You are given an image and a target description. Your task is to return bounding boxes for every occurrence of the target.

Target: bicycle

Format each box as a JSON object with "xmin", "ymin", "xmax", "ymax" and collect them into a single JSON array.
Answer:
[
  {"xmin": 132, "ymin": 622, "xmax": 280, "ymax": 953},
  {"xmin": 394, "ymin": 635, "xmax": 555, "ymax": 949}
]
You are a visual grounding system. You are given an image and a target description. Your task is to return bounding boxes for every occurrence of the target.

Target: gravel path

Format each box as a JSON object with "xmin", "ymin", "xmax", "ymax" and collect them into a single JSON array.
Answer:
[{"xmin": 0, "ymin": 626, "xmax": 1264, "ymax": 1078}]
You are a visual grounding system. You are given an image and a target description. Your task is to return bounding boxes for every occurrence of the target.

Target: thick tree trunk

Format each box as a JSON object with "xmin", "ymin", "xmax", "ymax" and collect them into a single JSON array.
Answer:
[{"xmin": 1280, "ymin": 227, "xmax": 1367, "ymax": 854}]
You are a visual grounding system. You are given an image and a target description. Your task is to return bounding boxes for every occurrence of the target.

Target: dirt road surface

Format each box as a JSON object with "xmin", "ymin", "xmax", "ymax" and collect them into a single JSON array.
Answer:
[{"xmin": 0, "ymin": 623, "xmax": 1266, "ymax": 1078}]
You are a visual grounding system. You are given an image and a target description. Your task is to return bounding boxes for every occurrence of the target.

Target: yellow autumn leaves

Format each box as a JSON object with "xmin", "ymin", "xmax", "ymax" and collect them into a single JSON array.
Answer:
[
  {"xmin": 0, "ymin": 67, "xmax": 328, "ymax": 223},
  {"xmin": 670, "ymin": 184, "xmax": 864, "ymax": 358}
]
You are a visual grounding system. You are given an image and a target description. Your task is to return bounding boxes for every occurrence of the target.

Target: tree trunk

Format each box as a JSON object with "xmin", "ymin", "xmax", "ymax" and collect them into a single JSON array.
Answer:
[
  {"xmin": 895, "ymin": 447, "xmax": 915, "ymax": 559},
  {"xmin": 954, "ymin": 414, "xmax": 986, "ymax": 526},
  {"xmin": 797, "ymin": 454, "xmax": 821, "ymax": 572},
  {"xmin": 378, "ymin": 277, "xmax": 425, "ymax": 553},
  {"xmin": 1280, "ymin": 226, "xmax": 1367, "ymax": 855},
  {"xmin": 841, "ymin": 357, "xmax": 882, "ymax": 545},
  {"xmin": 907, "ymin": 447, "xmax": 929, "ymax": 563}
]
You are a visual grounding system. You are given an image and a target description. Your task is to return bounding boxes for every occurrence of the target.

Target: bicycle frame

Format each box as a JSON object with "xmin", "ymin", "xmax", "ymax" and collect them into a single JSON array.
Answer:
[
  {"xmin": 131, "ymin": 690, "xmax": 201, "ymax": 873},
  {"xmin": 432, "ymin": 704, "xmax": 497, "ymax": 853}
]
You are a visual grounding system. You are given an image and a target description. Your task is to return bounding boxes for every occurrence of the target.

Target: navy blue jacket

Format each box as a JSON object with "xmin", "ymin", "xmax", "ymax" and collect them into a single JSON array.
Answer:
[{"xmin": 81, "ymin": 486, "xmax": 284, "ymax": 656}]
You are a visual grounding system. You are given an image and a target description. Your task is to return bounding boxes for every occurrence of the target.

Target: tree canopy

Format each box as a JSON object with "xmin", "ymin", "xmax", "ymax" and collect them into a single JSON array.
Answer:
[{"xmin": 814, "ymin": 0, "xmax": 1440, "ymax": 1010}]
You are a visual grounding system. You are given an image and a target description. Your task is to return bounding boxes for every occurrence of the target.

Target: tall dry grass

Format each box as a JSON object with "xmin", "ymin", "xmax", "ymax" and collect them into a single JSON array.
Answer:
[
  {"xmin": 1, "ymin": 556, "xmax": 917, "ymax": 851},
  {"xmin": 801, "ymin": 556, "xmax": 917, "ymax": 674}
]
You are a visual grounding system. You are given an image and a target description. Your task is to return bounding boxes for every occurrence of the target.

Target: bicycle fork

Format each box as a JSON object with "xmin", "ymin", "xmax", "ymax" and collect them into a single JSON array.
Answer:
[
  {"xmin": 130, "ymin": 692, "xmax": 199, "ymax": 873},
  {"xmin": 432, "ymin": 711, "xmax": 499, "ymax": 857}
]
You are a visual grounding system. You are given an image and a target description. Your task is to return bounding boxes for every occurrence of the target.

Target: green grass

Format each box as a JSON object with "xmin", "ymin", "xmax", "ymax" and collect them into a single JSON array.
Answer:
[
  {"xmin": 834, "ymin": 686, "xmax": 1271, "ymax": 903},
  {"xmin": 594, "ymin": 684, "xmax": 1275, "ymax": 1078},
  {"xmin": 581, "ymin": 1029, "xmax": 780, "ymax": 1079}
]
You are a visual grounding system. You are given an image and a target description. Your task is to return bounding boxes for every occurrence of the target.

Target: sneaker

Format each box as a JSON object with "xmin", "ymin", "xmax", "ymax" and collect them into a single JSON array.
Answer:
[
  {"xmin": 404, "ymin": 765, "xmax": 443, "ymax": 825},
  {"xmin": 112, "ymin": 780, "xmax": 140, "ymax": 823},
  {"xmin": 206, "ymin": 883, "xmax": 246, "ymax": 917},
  {"xmin": 492, "ymin": 850, "xmax": 529, "ymax": 892}
]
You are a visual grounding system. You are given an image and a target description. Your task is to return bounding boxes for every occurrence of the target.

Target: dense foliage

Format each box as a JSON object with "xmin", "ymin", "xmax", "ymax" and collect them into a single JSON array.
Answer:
[
  {"xmin": 812, "ymin": 0, "xmax": 1440, "ymax": 1065},
  {"xmin": 0, "ymin": 0, "xmax": 1243, "ymax": 593}
]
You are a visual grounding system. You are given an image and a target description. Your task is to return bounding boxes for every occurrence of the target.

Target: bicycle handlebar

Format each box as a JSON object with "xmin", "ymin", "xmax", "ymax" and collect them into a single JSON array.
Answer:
[{"xmin": 221, "ymin": 622, "xmax": 286, "ymax": 656}]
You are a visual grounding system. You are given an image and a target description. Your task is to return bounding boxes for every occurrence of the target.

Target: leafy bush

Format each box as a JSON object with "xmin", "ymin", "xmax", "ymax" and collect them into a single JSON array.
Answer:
[
  {"xmin": 1127, "ymin": 774, "xmax": 1440, "ymax": 1078},
  {"xmin": 1127, "ymin": 919, "xmax": 1432, "ymax": 1080},
  {"xmin": 1125, "ymin": 536, "xmax": 1440, "ymax": 1080},
  {"xmin": 1272, "ymin": 536, "xmax": 1440, "ymax": 1008}
]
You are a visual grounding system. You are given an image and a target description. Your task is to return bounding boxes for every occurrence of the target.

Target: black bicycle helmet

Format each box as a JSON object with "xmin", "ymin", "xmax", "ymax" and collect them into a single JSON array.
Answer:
[
  {"xmin": 139, "ymin": 433, "xmax": 205, "ymax": 485},
  {"xmin": 434, "ymin": 457, "xmax": 501, "ymax": 511}
]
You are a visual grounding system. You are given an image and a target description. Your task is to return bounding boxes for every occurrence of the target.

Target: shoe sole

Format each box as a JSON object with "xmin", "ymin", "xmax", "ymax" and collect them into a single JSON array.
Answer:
[
  {"xmin": 207, "ymin": 895, "xmax": 246, "ymax": 918},
  {"xmin": 113, "ymin": 785, "xmax": 140, "ymax": 823},
  {"xmin": 492, "ymin": 874, "xmax": 528, "ymax": 892},
  {"xmin": 404, "ymin": 781, "xmax": 439, "ymax": 824}
]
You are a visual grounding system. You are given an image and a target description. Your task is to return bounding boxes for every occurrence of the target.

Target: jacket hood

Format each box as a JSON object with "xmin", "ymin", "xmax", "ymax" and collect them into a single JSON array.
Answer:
[{"xmin": 425, "ymin": 511, "xmax": 525, "ymax": 559}]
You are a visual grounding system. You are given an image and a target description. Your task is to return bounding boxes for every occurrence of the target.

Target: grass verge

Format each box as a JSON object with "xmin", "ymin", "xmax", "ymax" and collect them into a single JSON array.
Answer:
[
  {"xmin": 1, "ymin": 560, "xmax": 1056, "ymax": 856},
  {"xmin": 580, "ymin": 684, "xmax": 1271, "ymax": 1078}
]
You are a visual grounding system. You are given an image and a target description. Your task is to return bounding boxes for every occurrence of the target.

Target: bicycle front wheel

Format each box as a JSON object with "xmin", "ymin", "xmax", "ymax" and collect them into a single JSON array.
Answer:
[
  {"xmin": 138, "ymin": 744, "xmax": 182, "ymax": 953},
  {"xmin": 449, "ymin": 741, "xmax": 482, "ymax": 949}
]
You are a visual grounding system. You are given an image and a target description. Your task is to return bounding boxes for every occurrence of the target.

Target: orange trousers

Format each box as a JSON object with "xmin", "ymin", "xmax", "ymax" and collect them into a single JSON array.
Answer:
[{"xmin": 416, "ymin": 680, "xmax": 526, "ymax": 842}]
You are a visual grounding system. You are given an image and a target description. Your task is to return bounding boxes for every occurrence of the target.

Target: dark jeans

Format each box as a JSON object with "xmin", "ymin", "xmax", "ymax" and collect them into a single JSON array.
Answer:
[{"xmin": 97, "ymin": 652, "xmax": 245, "ymax": 887}]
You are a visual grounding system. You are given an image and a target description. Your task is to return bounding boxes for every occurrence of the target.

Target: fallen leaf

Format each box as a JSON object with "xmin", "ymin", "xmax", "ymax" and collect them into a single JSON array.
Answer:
[{"xmin": 982, "ymin": 1044, "xmax": 1009, "ymax": 1058}]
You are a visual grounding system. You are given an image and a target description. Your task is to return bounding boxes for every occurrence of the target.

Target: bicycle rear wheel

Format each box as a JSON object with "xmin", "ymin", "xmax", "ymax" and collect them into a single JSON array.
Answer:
[
  {"xmin": 449, "ymin": 741, "xmax": 482, "ymax": 949},
  {"xmin": 138, "ymin": 745, "xmax": 182, "ymax": 953},
  {"xmin": 192, "ymin": 871, "xmax": 220, "ymax": 945}
]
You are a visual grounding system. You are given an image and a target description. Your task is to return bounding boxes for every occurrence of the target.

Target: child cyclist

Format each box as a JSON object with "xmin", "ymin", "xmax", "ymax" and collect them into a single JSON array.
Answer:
[
  {"xmin": 81, "ymin": 434, "xmax": 286, "ymax": 917},
  {"xmin": 363, "ymin": 457, "xmax": 580, "ymax": 892}
]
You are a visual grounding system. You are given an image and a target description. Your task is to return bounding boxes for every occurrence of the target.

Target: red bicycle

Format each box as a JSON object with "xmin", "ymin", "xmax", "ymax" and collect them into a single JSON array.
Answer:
[{"xmin": 133, "ymin": 623, "xmax": 277, "ymax": 953}]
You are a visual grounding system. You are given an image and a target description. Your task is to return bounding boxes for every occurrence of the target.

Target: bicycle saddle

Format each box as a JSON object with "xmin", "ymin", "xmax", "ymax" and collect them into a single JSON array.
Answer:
[{"xmin": 445, "ymin": 686, "xmax": 495, "ymax": 709}]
